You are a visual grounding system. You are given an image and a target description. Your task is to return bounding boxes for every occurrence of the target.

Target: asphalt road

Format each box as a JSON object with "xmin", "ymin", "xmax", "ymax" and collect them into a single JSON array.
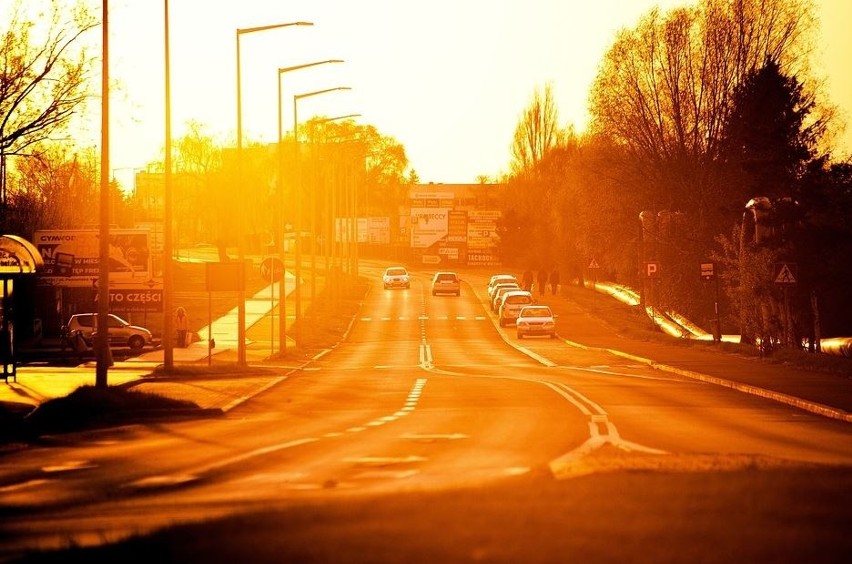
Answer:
[{"xmin": 2, "ymin": 266, "xmax": 852, "ymax": 562}]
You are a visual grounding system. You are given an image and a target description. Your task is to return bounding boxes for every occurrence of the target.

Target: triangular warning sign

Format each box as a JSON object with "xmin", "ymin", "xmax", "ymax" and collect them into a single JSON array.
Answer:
[
  {"xmin": 588, "ymin": 258, "xmax": 600, "ymax": 269},
  {"xmin": 775, "ymin": 263, "xmax": 797, "ymax": 284}
]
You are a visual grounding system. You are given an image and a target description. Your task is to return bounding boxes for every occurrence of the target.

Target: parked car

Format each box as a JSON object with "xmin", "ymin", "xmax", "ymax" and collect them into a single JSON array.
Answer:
[
  {"xmin": 516, "ymin": 305, "xmax": 557, "ymax": 339},
  {"xmin": 382, "ymin": 266, "xmax": 411, "ymax": 289},
  {"xmin": 487, "ymin": 274, "xmax": 518, "ymax": 299},
  {"xmin": 490, "ymin": 283, "xmax": 520, "ymax": 311},
  {"xmin": 498, "ymin": 290, "xmax": 534, "ymax": 326},
  {"xmin": 65, "ymin": 313, "xmax": 154, "ymax": 351},
  {"xmin": 431, "ymin": 271, "xmax": 461, "ymax": 296}
]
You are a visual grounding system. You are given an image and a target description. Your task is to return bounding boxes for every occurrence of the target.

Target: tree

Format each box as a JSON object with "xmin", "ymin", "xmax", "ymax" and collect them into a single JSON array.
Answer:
[
  {"xmin": 0, "ymin": 0, "xmax": 97, "ymax": 216},
  {"xmin": 510, "ymin": 83, "xmax": 562, "ymax": 175},
  {"xmin": 719, "ymin": 59, "xmax": 823, "ymax": 203},
  {"xmin": 715, "ymin": 61, "xmax": 828, "ymax": 348},
  {"xmin": 6, "ymin": 144, "xmax": 98, "ymax": 235},
  {"xmin": 589, "ymin": 0, "xmax": 818, "ymax": 237}
]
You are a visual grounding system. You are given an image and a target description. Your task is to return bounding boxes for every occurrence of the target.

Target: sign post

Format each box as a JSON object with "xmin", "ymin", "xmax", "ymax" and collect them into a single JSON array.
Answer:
[
  {"xmin": 701, "ymin": 262, "xmax": 722, "ymax": 342},
  {"xmin": 774, "ymin": 262, "xmax": 798, "ymax": 347}
]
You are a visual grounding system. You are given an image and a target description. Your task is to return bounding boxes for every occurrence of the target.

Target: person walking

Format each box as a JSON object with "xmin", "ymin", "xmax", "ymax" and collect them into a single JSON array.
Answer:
[
  {"xmin": 522, "ymin": 269, "xmax": 534, "ymax": 292},
  {"xmin": 550, "ymin": 266, "xmax": 560, "ymax": 295},
  {"xmin": 537, "ymin": 268, "xmax": 548, "ymax": 296},
  {"xmin": 175, "ymin": 306, "xmax": 189, "ymax": 348}
]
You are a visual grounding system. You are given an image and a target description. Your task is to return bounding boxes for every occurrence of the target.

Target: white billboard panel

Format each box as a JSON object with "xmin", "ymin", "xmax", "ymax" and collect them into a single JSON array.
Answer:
[
  {"xmin": 34, "ymin": 229, "xmax": 153, "ymax": 287},
  {"xmin": 410, "ymin": 208, "xmax": 449, "ymax": 249}
]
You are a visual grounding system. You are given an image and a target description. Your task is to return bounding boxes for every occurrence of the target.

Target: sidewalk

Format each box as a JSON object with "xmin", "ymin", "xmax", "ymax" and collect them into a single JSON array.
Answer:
[
  {"xmin": 0, "ymin": 277, "xmax": 297, "ymax": 412},
  {"xmin": 539, "ymin": 284, "xmax": 852, "ymax": 423}
]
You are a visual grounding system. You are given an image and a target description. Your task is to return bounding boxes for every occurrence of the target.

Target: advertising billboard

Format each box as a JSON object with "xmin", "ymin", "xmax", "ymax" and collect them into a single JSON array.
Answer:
[{"xmin": 34, "ymin": 229, "xmax": 153, "ymax": 287}]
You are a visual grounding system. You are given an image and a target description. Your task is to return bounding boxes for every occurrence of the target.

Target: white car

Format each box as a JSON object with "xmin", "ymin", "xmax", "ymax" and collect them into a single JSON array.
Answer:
[
  {"xmin": 487, "ymin": 274, "xmax": 518, "ymax": 299},
  {"xmin": 516, "ymin": 305, "xmax": 557, "ymax": 339},
  {"xmin": 497, "ymin": 290, "xmax": 534, "ymax": 326},
  {"xmin": 65, "ymin": 313, "xmax": 154, "ymax": 351},
  {"xmin": 382, "ymin": 266, "xmax": 411, "ymax": 289},
  {"xmin": 490, "ymin": 283, "xmax": 520, "ymax": 311}
]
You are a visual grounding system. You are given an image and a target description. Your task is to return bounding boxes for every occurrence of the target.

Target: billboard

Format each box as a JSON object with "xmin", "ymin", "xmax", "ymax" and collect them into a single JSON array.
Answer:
[
  {"xmin": 34, "ymin": 229, "xmax": 154, "ymax": 287},
  {"xmin": 410, "ymin": 207, "xmax": 449, "ymax": 248}
]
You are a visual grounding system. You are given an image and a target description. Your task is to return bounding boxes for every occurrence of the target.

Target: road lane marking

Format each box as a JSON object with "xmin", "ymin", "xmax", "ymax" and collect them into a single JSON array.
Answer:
[
  {"xmin": 125, "ymin": 379, "xmax": 431, "ymax": 491},
  {"xmin": 344, "ymin": 456, "xmax": 427, "ymax": 466},
  {"xmin": 545, "ymin": 382, "xmax": 667, "ymax": 479},
  {"xmin": 419, "ymin": 343, "xmax": 433, "ymax": 368},
  {"xmin": 401, "ymin": 433, "xmax": 468, "ymax": 442}
]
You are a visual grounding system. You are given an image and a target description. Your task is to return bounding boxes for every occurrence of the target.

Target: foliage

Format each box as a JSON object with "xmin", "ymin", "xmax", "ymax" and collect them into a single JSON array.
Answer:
[
  {"xmin": 0, "ymin": 0, "xmax": 98, "ymax": 232},
  {"xmin": 509, "ymin": 83, "xmax": 562, "ymax": 175},
  {"xmin": 498, "ymin": 0, "xmax": 852, "ymax": 348},
  {"xmin": 0, "ymin": 0, "xmax": 97, "ymax": 156},
  {"xmin": 588, "ymin": 0, "xmax": 818, "ymax": 239},
  {"xmin": 6, "ymin": 144, "xmax": 98, "ymax": 235}
]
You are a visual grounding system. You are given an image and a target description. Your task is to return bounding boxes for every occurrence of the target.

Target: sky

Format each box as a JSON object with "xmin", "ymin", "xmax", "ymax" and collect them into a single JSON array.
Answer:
[{"xmin": 83, "ymin": 0, "xmax": 852, "ymax": 188}]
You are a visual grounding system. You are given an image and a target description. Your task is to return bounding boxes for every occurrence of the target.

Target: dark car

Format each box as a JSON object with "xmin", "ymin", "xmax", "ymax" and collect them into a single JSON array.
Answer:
[{"xmin": 431, "ymin": 271, "xmax": 461, "ymax": 296}]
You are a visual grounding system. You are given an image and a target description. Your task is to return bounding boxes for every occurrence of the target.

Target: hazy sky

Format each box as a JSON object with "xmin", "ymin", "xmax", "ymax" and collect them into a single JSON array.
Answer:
[{"xmin": 92, "ymin": 0, "xmax": 851, "ymax": 187}]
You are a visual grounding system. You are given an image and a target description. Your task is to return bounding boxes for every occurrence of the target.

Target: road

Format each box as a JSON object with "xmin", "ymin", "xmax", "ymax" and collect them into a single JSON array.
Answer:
[{"xmin": 2, "ymin": 266, "xmax": 852, "ymax": 562}]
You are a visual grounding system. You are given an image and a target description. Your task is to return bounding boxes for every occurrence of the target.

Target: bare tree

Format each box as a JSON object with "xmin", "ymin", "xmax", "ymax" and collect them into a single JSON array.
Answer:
[
  {"xmin": 589, "ymin": 0, "xmax": 818, "ymax": 233},
  {"xmin": 0, "ymin": 0, "xmax": 97, "ymax": 215},
  {"xmin": 7, "ymin": 144, "xmax": 98, "ymax": 234},
  {"xmin": 510, "ymin": 83, "xmax": 563, "ymax": 174}
]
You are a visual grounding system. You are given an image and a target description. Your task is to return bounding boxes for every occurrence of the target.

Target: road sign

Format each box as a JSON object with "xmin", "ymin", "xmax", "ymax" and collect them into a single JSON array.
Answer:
[
  {"xmin": 421, "ymin": 255, "xmax": 441, "ymax": 264},
  {"xmin": 260, "ymin": 256, "xmax": 285, "ymax": 282},
  {"xmin": 588, "ymin": 258, "xmax": 600, "ymax": 269},
  {"xmin": 645, "ymin": 261, "xmax": 660, "ymax": 278},
  {"xmin": 773, "ymin": 262, "xmax": 797, "ymax": 285},
  {"xmin": 700, "ymin": 262, "xmax": 715, "ymax": 280}
]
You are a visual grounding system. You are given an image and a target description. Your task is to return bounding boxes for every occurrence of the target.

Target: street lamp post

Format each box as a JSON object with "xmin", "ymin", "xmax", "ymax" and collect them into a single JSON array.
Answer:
[
  {"xmin": 97, "ymin": 0, "xmax": 110, "ymax": 388},
  {"xmin": 276, "ymin": 60, "xmax": 343, "ymax": 356},
  {"xmin": 310, "ymin": 115, "xmax": 360, "ymax": 310},
  {"xmin": 236, "ymin": 20, "xmax": 312, "ymax": 366},
  {"xmin": 163, "ymin": 0, "xmax": 174, "ymax": 370},
  {"xmin": 292, "ymin": 87, "xmax": 352, "ymax": 324}
]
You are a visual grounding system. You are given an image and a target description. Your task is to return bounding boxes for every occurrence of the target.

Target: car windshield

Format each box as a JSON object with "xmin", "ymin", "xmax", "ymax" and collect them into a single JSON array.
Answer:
[
  {"xmin": 522, "ymin": 307, "xmax": 552, "ymax": 318},
  {"xmin": 386, "ymin": 268, "xmax": 407, "ymax": 276},
  {"xmin": 436, "ymin": 274, "xmax": 456, "ymax": 282},
  {"xmin": 506, "ymin": 295, "xmax": 532, "ymax": 305},
  {"xmin": 491, "ymin": 277, "xmax": 515, "ymax": 287}
]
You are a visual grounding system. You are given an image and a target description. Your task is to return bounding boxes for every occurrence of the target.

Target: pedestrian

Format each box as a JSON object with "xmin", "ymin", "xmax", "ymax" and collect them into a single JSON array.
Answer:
[
  {"xmin": 522, "ymin": 269, "xmax": 534, "ymax": 292},
  {"xmin": 175, "ymin": 306, "xmax": 189, "ymax": 348},
  {"xmin": 550, "ymin": 266, "xmax": 560, "ymax": 295},
  {"xmin": 537, "ymin": 268, "xmax": 548, "ymax": 296}
]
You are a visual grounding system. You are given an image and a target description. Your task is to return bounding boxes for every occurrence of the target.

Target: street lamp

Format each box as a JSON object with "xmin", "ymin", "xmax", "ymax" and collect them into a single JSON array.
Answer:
[
  {"xmin": 292, "ymin": 87, "xmax": 352, "ymax": 325},
  {"xmin": 276, "ymin": 59, "xmax": 343, "ymax": 356},
  {"xmin": 236, "ymin": 20, "xmax": 312, "ymax": 367},
  {"xmin": 310, "ymin": 114, "xmax": 361, "ymax": 309}
]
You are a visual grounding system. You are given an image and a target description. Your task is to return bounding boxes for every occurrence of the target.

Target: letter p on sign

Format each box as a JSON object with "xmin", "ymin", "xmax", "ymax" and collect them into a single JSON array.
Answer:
[{"xmin": 645, "ymin": 262, "xmax": 660, "ymax": 278}]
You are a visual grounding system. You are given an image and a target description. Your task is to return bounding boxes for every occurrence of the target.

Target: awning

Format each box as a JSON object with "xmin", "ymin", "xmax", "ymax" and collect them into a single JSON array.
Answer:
[{"xmin": 0, "ymin": 234, "xmax": 45, "ymax": 275}]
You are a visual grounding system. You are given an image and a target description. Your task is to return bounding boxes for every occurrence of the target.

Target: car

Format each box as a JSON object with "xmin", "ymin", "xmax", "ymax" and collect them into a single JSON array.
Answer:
[
  {"xmin": 382, "ymin": 266, "xmax": 411, "ymax": 289},
  {"xmin": 487, "ymin": 274, "xmax": 518, "ymax": 298},
  {"xmin": 490, "ymin": 283, "xmax": 520, "ymax": 311},
  {"xmin": 515, "ymin": 305, "xmax": 557, "ymax": 339},
  {"xmin": 497, "ymin": 290, "xmax": 534, "ymax": 326},
  {"xmin": 431, "ymin": 271, "xmax": 461, "ymax": 296},
  {"xmin": 65, "ymin": 313, "xmax": 154, "ymax": 351}
]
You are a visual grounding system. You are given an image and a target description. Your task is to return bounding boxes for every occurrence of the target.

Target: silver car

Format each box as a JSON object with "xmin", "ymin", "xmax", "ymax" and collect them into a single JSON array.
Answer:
[
  {"xmin": 65, "ymin": 313, "xmax": 153, "ymax": 351},
  {"xmin": 515, "ymin": 305, "xmax": 557, "ymax": 339},
  {"xmin": 497, "ymin": 290, "xmax": 534, "ymax": 327},
  {"xmin": 383, "ymin": 266, "xmax": 411, "ymax": 289}
]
